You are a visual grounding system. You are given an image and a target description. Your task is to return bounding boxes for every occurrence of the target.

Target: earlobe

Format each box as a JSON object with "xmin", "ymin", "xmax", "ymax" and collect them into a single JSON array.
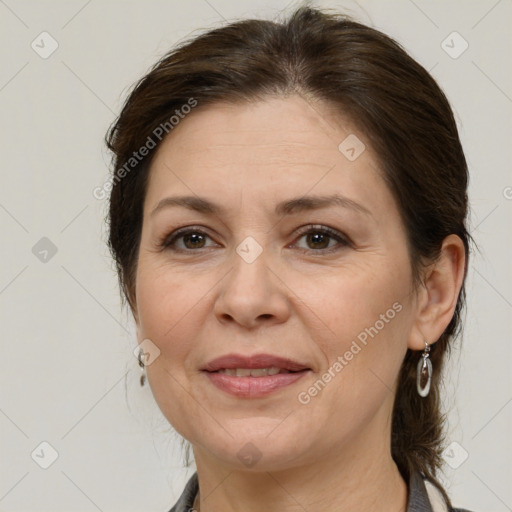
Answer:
[{"xmin": 408, "ymin": 234, "xmax": 466, "ymax": 351}]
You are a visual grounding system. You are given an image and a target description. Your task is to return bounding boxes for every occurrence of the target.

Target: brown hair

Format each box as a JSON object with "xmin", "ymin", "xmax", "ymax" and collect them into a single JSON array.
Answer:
[{"xmin": 105, "ymin": 6, "xmax": 470, "ymax": 504}]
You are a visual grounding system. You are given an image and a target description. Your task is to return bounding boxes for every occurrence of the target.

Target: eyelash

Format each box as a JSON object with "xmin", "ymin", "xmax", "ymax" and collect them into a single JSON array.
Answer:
[{"xmin": 159, "ymin": 224, "xmax": 351, "ymax": 254}]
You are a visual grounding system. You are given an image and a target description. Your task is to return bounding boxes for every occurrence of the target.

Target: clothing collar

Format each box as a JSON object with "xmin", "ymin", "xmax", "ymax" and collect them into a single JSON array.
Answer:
[{"xmin": 167, "ymin": 470, "xmax": 448, "ymax": 512}]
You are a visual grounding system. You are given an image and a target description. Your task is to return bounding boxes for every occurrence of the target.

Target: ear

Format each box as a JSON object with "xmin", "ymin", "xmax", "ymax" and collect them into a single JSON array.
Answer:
[{"xmin": 408, "ymin": 234, "xmax": 466, "ymax": 350}]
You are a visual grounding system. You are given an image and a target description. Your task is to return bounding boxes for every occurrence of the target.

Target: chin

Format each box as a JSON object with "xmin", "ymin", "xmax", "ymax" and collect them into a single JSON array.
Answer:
[{"xmin": 189, "ymin": 423, "xmax": 316, "ymax": 472}]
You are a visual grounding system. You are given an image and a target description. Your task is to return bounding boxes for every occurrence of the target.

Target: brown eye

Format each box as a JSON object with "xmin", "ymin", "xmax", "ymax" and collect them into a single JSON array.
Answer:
[
  {"xmin": 161, "ymin": 228, "xmax": 216, "ymax": 251},
  {"xmin": 182, "ymin": 232, "xmax": 207, "ymax": 249},
  {"xmin": 305, "ymin": 232, "xmax": 331, "ymax": 250},
  {"xmin": 293, "ymin": 225, "xmax": 350, "ymax": 253}
]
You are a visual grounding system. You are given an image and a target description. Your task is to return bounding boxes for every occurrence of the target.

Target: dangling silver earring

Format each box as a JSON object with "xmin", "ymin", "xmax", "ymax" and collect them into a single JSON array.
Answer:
[
  {"xmin": 137, "ymin": 347, "xmax": 147, "ymax": 387},
  {"xmin": 416, "ymin": 341, "xmax": 432, "ymax": 397}
]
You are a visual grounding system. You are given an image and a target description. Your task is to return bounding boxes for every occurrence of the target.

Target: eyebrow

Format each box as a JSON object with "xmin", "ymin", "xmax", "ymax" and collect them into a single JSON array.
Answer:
[{"xmin": 150, "ymin": 193, "xmax": 372, "ymax": 218}]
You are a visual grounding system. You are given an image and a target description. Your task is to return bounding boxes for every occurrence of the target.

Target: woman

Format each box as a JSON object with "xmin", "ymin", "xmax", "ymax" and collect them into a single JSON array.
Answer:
[{"xmin": 105, "ymin": 6, "xmax": 474, "ymax": 512}]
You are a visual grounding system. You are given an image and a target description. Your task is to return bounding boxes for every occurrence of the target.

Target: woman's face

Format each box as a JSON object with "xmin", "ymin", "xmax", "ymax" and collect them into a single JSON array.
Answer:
[{"xmin": 135, "ymin": 95, "xmax": 420, "ymax": 471}]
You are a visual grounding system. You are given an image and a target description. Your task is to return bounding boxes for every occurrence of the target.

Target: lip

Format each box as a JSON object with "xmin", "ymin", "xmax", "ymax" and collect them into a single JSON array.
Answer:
[
  {"xmin": 204, "ymin": 370, "xmax": 310, "ymax": 398},
  {"xmin": 202, "ymin": 353, "xmax": 311, "ymax": 372},
  {"xmin": 201, "ymin": 353, "xmax": 312, "ymax": 399}
]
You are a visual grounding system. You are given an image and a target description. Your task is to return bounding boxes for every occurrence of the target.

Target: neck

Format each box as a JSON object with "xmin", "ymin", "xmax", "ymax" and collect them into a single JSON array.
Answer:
[{"xmin": 190, "ymin": 412, "xmax": 408, "ymax": 512}]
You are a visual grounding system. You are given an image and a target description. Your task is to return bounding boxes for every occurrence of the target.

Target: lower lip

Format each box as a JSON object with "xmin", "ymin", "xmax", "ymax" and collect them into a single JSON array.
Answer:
[{"xmin": 203, "ymin": 370, "xmax": 310, "ymax": 398}]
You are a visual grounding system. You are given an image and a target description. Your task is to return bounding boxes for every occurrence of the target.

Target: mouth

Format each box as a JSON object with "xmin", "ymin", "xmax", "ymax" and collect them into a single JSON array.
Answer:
[
  {"xmin": 202, "ymin": 353, "xmax": 311, "ymax": 372},
  {"xmin": 211, "ymin": 367, "xmax": 301, "ymax": 377},
  {"xmin": 201, "ymin": 353, "xmax": 312, "ymax": 398}
]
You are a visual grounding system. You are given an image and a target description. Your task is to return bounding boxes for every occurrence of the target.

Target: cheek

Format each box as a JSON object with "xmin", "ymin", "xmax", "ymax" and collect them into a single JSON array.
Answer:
[
  {"xmin": 304, "ymin": 259, "xmax": 414, "ymax": 393},
  {"xmin": 308, "ymin": 259, "xmax": 411, "ymax": 337},
  {"xmin": 135, "ymin": 257, "xmax": 220, "ymax": 370},
  {"xmin": 134, "ymin": 261, "xmax": 209, "ymax": 432},
  {"xmin": 136, "ymin": 261, "xmax": 189, "ymax": 345},
  {"xmin": 303, "ymin": 272, "xmax": 412, "ymax": 426}
]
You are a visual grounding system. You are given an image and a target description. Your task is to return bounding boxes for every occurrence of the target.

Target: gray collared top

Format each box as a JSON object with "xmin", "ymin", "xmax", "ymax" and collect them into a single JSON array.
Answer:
[{"xmin": 167, "ymin": 470, "xmax": 474, "ymax": 512}]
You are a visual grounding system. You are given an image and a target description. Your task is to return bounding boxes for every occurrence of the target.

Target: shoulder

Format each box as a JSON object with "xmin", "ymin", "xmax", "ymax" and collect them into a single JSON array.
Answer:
[
  {"xmin": 167, "ymin": 470, "xmax": 479, "ymax": 512},
  {"xmin": 414, "ymin": 472, "xmax": 476, "ymax": 512},
  {"xmin": 166, "ymin": 472, "xmax": 198, "ymax": 512}
]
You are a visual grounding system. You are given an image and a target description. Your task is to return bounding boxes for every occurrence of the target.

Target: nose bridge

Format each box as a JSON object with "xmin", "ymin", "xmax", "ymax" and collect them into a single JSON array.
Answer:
[
  {"xmin": 235, "ymin": 233, "xmax": 266, "ymax": 266},
  {"xmin": 214, "ymin": 232, "xmax": 289, "ymax": 327},
  {"xmin": 229, "ymin": 232, "xmax": 272, "ymax": 297}
]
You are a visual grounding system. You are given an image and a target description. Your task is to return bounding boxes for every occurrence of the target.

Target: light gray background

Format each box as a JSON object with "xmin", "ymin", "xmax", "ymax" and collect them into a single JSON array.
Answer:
[{"xmin": 0, "ymin": 1, "xmax": 510, "ymax": 511}]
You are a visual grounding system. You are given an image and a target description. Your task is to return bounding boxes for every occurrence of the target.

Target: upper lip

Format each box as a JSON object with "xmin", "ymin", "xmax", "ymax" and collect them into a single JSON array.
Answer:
[{"xmin": 202, "ymin": 353, "xmax": 311, "ymax": 372}]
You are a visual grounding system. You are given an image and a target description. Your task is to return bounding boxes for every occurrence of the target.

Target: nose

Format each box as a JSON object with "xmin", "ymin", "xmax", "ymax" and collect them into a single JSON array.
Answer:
[{"xmin": 213, "ymin": 245, "xmax": 291, "ymax": 330}]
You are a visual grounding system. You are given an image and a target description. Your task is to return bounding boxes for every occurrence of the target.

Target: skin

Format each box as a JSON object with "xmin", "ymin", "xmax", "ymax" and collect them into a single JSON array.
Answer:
[{"xmin": 134, "ymin": 95, "xmax": 466, "ymax": 512}]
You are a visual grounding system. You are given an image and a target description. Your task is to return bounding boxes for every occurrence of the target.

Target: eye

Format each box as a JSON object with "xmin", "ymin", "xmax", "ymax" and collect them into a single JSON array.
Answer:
[
  {"xmin": 292, "ymin": 225, "xmax": 350, "ymax": 253},
  {"xmin": 160, "ymin": 227, "xmax": 217, "ymax": 252},
  {"xmin": 159, "ymin": 224, "xmax": 350, "ymax": 254}
]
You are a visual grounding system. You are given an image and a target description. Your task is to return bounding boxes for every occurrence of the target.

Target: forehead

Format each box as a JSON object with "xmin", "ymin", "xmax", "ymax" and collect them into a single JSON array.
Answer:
[
  {"xmin": 158, "ymin": 96, "xmax": 359, "ymax": 163},
  {"xmin": 144, "ymin": 95, "xmax": 392, "ymax": 219}
]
